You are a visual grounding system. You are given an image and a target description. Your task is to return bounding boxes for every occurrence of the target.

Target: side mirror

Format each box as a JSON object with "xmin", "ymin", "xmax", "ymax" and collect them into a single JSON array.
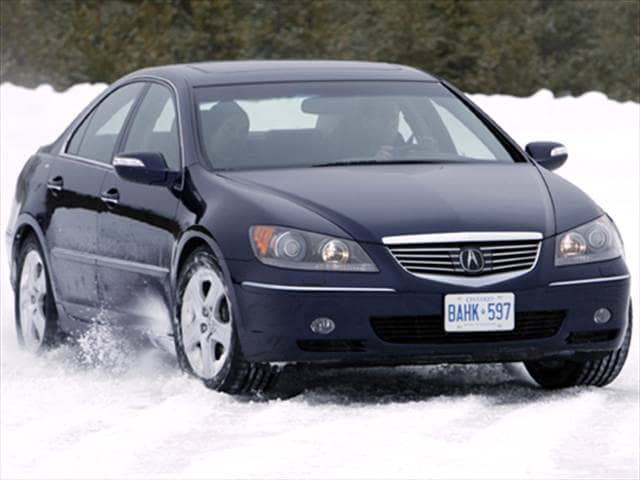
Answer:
[
  {"xmin": 525, "ymin": 142, "xmax": 568, "ymax": 171},
  {"xmin": 113, "ymin": 152, "xmax": 179, "ymax": 186}
]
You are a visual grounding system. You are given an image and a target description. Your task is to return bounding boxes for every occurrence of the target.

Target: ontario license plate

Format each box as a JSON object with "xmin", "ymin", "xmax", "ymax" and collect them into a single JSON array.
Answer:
[{"xmin": 444, "ymin": 293, "xmax": 515, "ymax": 332}]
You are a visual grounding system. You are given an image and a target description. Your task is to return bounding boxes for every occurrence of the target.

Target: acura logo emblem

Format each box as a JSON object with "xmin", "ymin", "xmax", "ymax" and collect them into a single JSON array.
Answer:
[{"xmin": 459, "ymin": 248, "xmax": 484, "ymax": 273}]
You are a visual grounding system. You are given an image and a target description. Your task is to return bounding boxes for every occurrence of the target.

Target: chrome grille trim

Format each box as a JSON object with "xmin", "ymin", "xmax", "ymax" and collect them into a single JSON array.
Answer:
[
  {"xmin": 384, "ymin": 232, "xmax": 543, "ymax": 287},
  {"xmin": 383, "ymin": 231, "xmax": 543, "ymax": 245},
  {"xmin": 479, "ymin": 243, "xmax": 539, "ymax": 251}
]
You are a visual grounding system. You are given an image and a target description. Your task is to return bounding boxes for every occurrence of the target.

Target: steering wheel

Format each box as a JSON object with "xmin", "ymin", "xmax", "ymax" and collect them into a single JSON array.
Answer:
[{"xmin": 392, "ymin": 135, "xmax": 440, "ymax": 156}]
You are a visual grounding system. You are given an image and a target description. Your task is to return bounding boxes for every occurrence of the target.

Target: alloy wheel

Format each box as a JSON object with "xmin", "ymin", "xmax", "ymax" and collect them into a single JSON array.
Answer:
[
  {"xmin": 19, "ymin": 249, "xmax": 48, "ymax": 353},
  {"xmin": 180, "ymin": 267, "xmax": 232, "ymax": 379}
]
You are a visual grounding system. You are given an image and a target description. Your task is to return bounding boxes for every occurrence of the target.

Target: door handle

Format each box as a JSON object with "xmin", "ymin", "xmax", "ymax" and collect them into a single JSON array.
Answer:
[
  {"xmin": 47, "ymin": 176, "xmax": 64, "ymax": 192},
  {"xmin": 100, "ymin": 188, "xmax": 120, "ymax": 206}
]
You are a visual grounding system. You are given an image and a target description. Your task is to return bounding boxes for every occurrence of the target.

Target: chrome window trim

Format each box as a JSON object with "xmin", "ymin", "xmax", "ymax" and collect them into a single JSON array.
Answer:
[
  {"xmin": 60, "ymin": 76, "xmax": 185, "ymax": 183},
  {"xmin": 241, "ymin": 281, "xmax": 395, "ymax": 292},
  {"xmin": 382, "ymin": 231, "xmax": 543, "ymax": 245},
  {"xmin": 384, "ymin": 231, "xmax": 543, "ymax": 287},
  {"xmin": 548, "ymin": 274, "xmax": 630, "ymax": 287},
  {"xmin": 59, "ymin": 152, "xmax": 114, "ymax": 169}
]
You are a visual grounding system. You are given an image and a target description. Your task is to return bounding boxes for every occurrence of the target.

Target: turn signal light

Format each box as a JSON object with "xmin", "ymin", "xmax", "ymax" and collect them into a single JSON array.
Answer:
[{"xmin": 252, "ymin": 226, "xmax": 274, "ymax": 257}]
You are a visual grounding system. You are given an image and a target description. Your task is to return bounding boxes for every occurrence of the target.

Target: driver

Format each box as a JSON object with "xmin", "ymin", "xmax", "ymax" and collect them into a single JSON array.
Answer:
[
  {"xmin": 330, "ymin": 98, "xmax": 403, "ymax": 160},
  {"xmin": 203, "ymin": 101, "xmax": 250, "ymax": 166},
  {"xmin": 362, "ymin": 99, "xmax": 403, "ymax": 160}
]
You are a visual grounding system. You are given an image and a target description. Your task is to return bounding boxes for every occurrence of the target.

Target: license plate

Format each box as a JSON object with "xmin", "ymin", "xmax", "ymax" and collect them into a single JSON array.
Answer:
[{"xmin": 445, "ymin": 292, "xmax": 515, "ymax": 332}]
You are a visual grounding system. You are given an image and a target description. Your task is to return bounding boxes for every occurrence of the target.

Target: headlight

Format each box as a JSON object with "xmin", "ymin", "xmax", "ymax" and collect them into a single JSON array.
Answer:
[
  {"xmin": 555, "ymin": 216, "xmax": 623, "ymax": 266},
  {"xmin": 249, "ymin": 226, "xmax": 378, "ymax": 272}
]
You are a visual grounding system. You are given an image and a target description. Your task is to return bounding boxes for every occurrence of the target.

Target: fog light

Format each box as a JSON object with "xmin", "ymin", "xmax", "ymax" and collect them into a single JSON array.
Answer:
[
  {"xmin": 310, "ymin": 317, "xmax": 335, "ymax": 334},
  {"xmin": 593, "ymin": 308, "xmax": 612, "ymax": 324}
]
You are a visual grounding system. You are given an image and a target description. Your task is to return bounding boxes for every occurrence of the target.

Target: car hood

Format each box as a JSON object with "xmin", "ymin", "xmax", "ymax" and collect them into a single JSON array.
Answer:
[{"xmin": 221, "ymin": 163, "xmax": 582, "ymax": 243}]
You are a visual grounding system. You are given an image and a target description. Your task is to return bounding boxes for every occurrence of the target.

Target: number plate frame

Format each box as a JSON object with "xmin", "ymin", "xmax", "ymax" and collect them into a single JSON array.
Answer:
[{"xmin": 444, "ymin": 292, "xmax": 515, "ymax": 333}]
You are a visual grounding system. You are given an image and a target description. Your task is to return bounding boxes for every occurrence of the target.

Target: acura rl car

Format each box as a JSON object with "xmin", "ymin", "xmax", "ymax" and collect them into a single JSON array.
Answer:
[{"xmin": 6, "ymin": 61, "xmax": 632, "ymax": 394}]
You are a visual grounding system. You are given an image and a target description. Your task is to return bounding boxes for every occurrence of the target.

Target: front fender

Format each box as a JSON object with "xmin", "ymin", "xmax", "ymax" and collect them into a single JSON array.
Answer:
[
  {"xmin": 171, "ymin": 228, "xmax": 251, "ymax": 333},
  {"xmin": 536, "ymin": 167, "xmax": 604, "ymax": 233},
  {"xmin": 171, "ymin": 228, "xmax": 233, "ymax": 290}
]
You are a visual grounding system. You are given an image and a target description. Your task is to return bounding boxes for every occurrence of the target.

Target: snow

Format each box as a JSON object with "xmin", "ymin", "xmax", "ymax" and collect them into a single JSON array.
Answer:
[{"xmin": 1, "ymin": 83, "xmax": 639, "ymax": 479}]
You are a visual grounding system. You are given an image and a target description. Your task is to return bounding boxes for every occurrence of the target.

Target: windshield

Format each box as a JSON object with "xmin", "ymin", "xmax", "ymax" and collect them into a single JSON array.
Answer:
[{"xmin": 194, "ymin": 81, "xmax": 516, "ymax": 170}]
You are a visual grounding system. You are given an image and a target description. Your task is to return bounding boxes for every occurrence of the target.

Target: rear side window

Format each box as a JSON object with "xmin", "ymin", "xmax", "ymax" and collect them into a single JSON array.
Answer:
[
  {"xmin": 66, "ymin": 111, "xmax": 92, "ymax": 155},
  {"xmin": 66, "ymin": 83, "xmax": 143, "ymax": 163},
  {"xmin": 121, "ymin": 83, "xmax": 180, "ymax": 170}
]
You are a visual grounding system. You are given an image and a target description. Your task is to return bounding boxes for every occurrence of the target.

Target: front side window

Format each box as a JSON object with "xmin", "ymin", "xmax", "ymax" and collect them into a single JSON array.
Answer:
[
  {"xmin": 67, "ymin": 83, "xmax": 143, "ymax": 163},
  {"xmin": 431, "ymin": 100, "xmax": 496, "ymax": 160},
  {"xmin": 121, "ymin": 83, "xmax": 180, "ymax": 170},
  {"xmin": 194, "ymin": 81, "xmax": 516, "ymax": 170}
]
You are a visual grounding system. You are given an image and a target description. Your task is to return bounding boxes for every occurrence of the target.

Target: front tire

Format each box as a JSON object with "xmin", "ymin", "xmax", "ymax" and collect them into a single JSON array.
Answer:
[
  {"xmin": 525, "ymin": 306, "xmax": 632, "ymax": 389},
  {"xmin": 15, "ymin": 234, "xmax": 60, "ymax": 353},
  {"xmin": 173, "ymin": 247, "xmax": 276, "ymax": 394}
]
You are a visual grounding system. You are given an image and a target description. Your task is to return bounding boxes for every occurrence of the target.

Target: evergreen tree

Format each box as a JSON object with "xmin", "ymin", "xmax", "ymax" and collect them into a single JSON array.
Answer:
[{"xmin": 1, "ymin": 0, "xmax": 638, "ymax": 101}]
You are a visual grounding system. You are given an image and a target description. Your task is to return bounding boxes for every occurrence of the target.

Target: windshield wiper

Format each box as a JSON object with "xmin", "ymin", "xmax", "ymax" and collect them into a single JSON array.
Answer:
[{"xmin": 312, "ymin": 159, "xmax": 446, "ymax": 168}]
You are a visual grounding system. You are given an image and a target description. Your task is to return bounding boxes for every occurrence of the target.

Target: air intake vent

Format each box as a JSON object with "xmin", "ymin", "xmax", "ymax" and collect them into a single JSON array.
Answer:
[
  {"xmin": 566, "ymin": 329, "xmax": 619, "ymax": 344},
  {"xmin": 297, "ymin": 339, "xmax": 366, "ymax": 352},
  {"xmin": 370, "ymin": 310, "xmax": 566, "ymax": 344}
]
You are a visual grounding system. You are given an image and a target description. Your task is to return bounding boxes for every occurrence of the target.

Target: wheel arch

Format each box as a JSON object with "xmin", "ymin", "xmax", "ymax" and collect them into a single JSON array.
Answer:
[
  {"xmin": 172, "ymin": 227, "xmax": 237, "ymax": 302},
  {"xmin": 9, "ymin": 214, "xmax": 55, "ymax": 294},
  {"xmin": 171, "ymin": 226, "xmax": 248, "ymax": 333}
]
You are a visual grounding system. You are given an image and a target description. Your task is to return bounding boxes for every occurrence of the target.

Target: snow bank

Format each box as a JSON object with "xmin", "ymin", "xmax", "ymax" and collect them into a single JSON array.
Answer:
[{"xmin": 1, "ymin": 82, "xmax": 638, "ymax": 479}]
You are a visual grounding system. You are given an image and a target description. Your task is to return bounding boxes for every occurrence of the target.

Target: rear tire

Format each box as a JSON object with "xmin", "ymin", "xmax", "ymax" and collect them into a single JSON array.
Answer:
[
  {"xmin": 525, "ymin": 305, "xmax": 632, "ymax": 389},
  {"xmin": 173, "ymin": 247, "xmax": 277, "ymax": 395},
  {"xmin": 15, "ymin": 234, "xmax": 61, "ymax": 353}
]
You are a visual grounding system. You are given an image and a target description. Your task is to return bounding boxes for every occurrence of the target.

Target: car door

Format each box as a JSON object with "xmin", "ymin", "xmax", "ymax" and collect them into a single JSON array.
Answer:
[
  {"xmin": 46, "ymin": 82, "xmax": 144, "ymax": 323},
  {"xmin": 96, "ymin": 82, "xmax": 181, "ymax": 332}
]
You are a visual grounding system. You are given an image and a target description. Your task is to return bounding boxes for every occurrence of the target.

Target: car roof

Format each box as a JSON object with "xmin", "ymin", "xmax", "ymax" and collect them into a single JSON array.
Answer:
[{"xmin": 126, "ymin": 60, "xmax": 438, "ymax": 86}]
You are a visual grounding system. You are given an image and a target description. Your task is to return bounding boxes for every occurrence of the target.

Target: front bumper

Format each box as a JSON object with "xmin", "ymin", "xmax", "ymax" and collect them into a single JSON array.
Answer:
[
  {"xmin": 231, "ymin": 275, "xmax": 630, "ymax": 365},
  {"xmin": 226, "ymin": 238, "xmax": 631, "ymax": 365}
]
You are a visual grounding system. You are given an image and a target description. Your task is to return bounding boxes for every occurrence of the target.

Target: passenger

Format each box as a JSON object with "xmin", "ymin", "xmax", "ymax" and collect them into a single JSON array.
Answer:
[{"xmin": 203, "ymin": 101, "xmax": 249, "ymax": 166}]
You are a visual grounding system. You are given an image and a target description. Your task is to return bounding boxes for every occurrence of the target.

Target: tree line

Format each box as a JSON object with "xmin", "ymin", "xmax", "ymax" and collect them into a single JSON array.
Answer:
[{"xmin": 1, "ymin": 0, "xmax": 638, "ymax": 101}]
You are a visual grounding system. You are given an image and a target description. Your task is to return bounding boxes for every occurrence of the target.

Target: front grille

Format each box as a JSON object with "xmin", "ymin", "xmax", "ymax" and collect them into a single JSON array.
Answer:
[
  {"xmin": 387, "ymin": 240, "xmax": 540, "ymax": 277},
  {"xmin": 370, "ymin": 310, "xmax": 566, "ymax": 344}
]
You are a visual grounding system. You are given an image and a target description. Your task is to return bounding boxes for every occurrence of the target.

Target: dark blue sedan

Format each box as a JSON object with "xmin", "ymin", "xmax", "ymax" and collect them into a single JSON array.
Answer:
[{"xmin": 6, "ymin": 61, "xmax": 631, "ymax": 394}]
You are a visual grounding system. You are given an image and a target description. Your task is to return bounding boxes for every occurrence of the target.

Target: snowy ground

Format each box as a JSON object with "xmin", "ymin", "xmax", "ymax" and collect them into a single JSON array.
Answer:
[{"xmin": 1, "ymin": 83, "xmax": 638, "ymax": 479}]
